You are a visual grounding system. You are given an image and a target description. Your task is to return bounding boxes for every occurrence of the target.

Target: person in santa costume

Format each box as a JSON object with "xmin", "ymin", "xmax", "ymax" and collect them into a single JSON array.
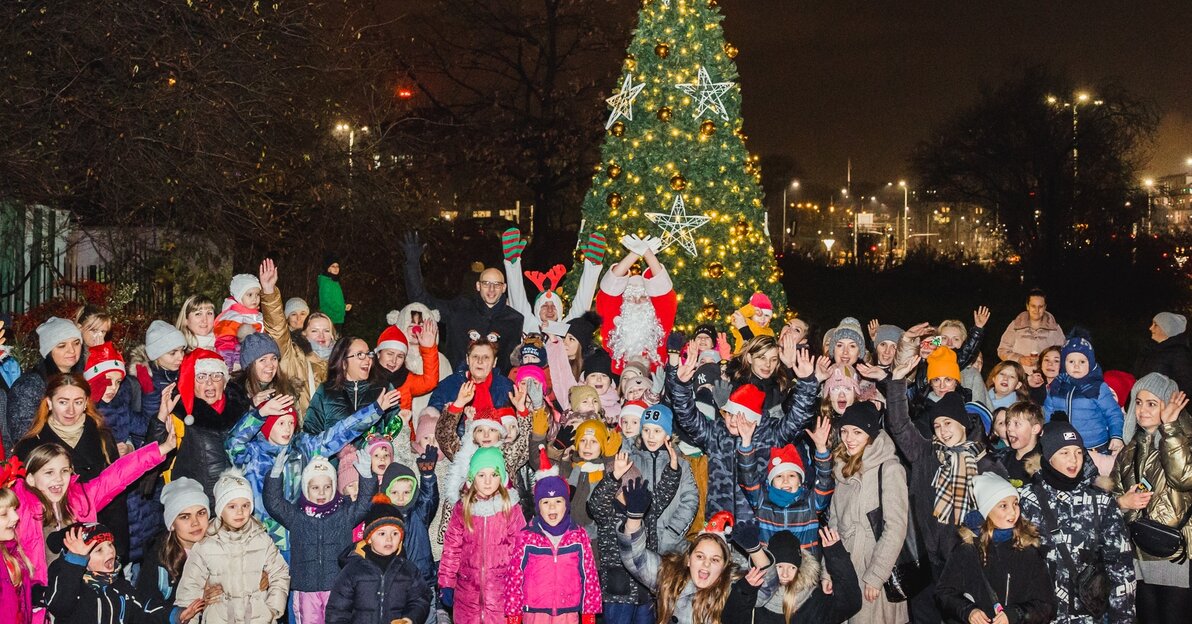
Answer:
[{"xmin": 595, "ymin": 235, "xmax": 677, "ymax": 374}]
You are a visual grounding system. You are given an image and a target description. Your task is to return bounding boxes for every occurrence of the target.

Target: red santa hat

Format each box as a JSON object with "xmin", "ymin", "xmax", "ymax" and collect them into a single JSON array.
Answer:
[
  {"xmin": 620, "ymin": 400, "xmax": 648, "ymax": 422},
  {"xmin": 767, "ymin": 444, "xmax": 805, "ymax": 484},
  {"xmin": 700, "ymin": 510, "xmax": 735, "ymax": 541},
  {"xmin": 723, "ymin": 383, "xmax": 766, "ymax": 423},
  {"xmin": 749, "ymin": 292, "xmax": 774, "ymax": 312},
  {"xmin": 376, "ymin": 325, "xmax": 409, "ymax": 354},
  {"xmin": 469, "ymin": 406, "xmax": 518, "ymax": 437},
  {"xmin": 83, "ymin": 342, "xmax": 126, "ymax": 394},
  {"xmin": 179, "ymin": 349, "xmax": 229, "ymax": 420}
]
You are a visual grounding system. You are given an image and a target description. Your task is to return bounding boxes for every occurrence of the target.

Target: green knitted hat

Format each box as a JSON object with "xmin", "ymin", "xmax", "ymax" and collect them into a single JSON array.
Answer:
[{"xmin": 468, "ymin": 446, "xmax": 507, "ymax": 483}]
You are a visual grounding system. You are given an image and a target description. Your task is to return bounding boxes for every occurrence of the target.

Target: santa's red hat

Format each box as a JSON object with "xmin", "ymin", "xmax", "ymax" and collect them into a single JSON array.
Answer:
[
  {"xmin": 700, "ymin": 510, "xmax": 735, "ymax": 540},
  {"xmin": 620, "ymin": 400, "xmax": 648, "ymax": 422},
  {"xmin": 469, "ymin": 406, "xmax": 518, "ymax": 437},
  {"xmin": 767, "ymin": 444, "xmax": 805, "ymax": 484},
  {"xmin": 376, "ymin": 325, "xmax": 409, "ymax": 354},
  {"xmin": 723, "ymin": 383, "xmax": 765, "ymax": 423},
  {"xmin": 749, "ymin": 292, "xmax": 773, "ymax": 312},
  {"xmin": 179, "ymin": 349, "xmax": 228, "ymax": 419},
  {"xmin": 84, "ymin": 342, "xmax": 126, "ymax": 382}
]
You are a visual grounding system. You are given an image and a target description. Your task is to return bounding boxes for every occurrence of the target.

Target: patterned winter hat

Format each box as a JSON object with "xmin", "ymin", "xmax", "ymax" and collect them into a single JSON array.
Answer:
[
  {"xmin": 362, "ymin": 494, "xmax": 405, "ymax": 545},
  {"xmin": 301, "ymin": 456, "xmax": 337, "ymax": 496},
  {"xmin": 47, "ymin": 522, "xmax": 114, "ymax": 555}
]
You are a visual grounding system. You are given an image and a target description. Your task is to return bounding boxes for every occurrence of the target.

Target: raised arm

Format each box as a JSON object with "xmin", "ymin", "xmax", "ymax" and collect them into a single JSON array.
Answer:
[
  {"xmin": 401, "ymin": 231, "xmax": 449, "ymax": 311},
  {"xmin": 884, "ymin": 374, "xmax": 932, "ymax": 462}
]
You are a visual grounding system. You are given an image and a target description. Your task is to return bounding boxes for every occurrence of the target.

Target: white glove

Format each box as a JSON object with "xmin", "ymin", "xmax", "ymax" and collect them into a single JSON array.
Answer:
[
  {"xmin": 620, "ymin": 234, "xmax": 648, "ymax": 256},
  {"xmin": 353, "ymin": 452, "xmax": 373, "ymax": 478},
  {"xmin": 643, "ymin": 236, "xmax": 663, "ymax": 254},
  {"xmin": 270, "ymin": 448, "xmax": 289, "ymax": 478}
]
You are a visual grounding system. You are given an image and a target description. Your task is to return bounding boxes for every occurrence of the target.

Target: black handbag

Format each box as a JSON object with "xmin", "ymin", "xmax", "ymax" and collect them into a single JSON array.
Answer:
[
  {"xmin": 866, "ymin": 464, "xmax": 929, "ymax": 603},
  {"xmin": 1127, "ymin": 448, "xmax": 1192, "ymax": 562},
  {"xmin": 1032, "ymin": 483, "xmax": 1110, "ymax": 618}
]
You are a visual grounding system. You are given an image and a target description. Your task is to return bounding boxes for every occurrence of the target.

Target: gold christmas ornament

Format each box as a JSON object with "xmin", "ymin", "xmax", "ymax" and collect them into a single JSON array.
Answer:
[
  {"xmin": 625, "ymin": 54, "xmax": 637, "ymax": 71},
  {"xmin": 610, "ymin": 121, "xmax": 626, "ymax": 137},
  {"xmin": 733, "ymin": 219, "xmax": 749, "ymax": 236},
  {"xmin": 607, "ymin": 192, "xmax": 623, "ymax": 209},
  {"xmin": 707, "ymin": 261, "xmax": 724, "ymax": 278},
  {"xmin": 699, "ymin": 120, "xmax": 716, "ymax": 136},
  {"xmin": 654, "ymin": 42, "xmax": 670, "ymax": 59},
  {"xmin": 669, "ymin": 173, "xmax": 687, "ymax": 191},
  {"xmin": 700, "ymin": 302, "xmax": 719, "ymax": 320},
  {"xmin": 607, "ymin": 164, "xmax": 623, "ymax": 179},
  {"xmin": 724, "ymin": 43, "xmax": 739, "ymax": 59},
  {"xmin": 657, "ymin": 106, "xmax": 673, "ymax": 122}
]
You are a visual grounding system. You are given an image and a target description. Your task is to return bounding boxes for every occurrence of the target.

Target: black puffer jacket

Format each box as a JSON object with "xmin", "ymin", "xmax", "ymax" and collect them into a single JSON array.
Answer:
[
  {"xmin": 151, "ymin": 390, "xmax": 250, "ymax": 500},
  {"xmin": 1134, "ymin": 335, "xmax": 1192, "ymax": 395},
  {"xmin": 325, "ymin": 546, "xmax": 431, "ymax": 624},
  {"xmin": 13, "ymin": 419, "xmax": 131, "ymax": 561},
  {"xmin": 403, "ymin": 256, "xmax": 526, "ymax": 368}
]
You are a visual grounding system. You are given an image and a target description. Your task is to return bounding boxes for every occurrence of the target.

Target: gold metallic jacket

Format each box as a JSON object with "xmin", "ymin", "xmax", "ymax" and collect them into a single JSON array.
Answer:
[{"xmin": 1112, "ymin": 412, "xmax": 1192, "ymax": 560}]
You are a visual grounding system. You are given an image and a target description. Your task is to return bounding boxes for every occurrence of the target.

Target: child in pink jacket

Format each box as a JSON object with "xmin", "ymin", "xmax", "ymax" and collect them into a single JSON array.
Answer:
[
  {"xmin": 438, "ymin": 447, "xmax": 525, "ymax": 624},
  {"xmin": 13, "ymin": 422, "xmax": 173, "ymax": 624},
  {"xmin": 505, "ymin": 449, "xmax": 601, "ymax": 624}
]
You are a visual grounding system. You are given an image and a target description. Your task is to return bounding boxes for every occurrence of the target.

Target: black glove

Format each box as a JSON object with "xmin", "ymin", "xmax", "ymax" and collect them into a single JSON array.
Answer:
[
  {"xmin": 553, "ymin": 425, "xmax": 576, "ymax": 453},
  {"xmin": 621, "ymin": 477, "xmax": 652, "ymax": 519},
  {"xmin": 401, "ymin": 231, "xmax": 425, "ymax": 262},
  {"xmin": 416, "ymin": 446, "xmax": 439, "ymax": 474},
  {"xmin": 731, "ymin": 519, "xmax": 763, "ymax": 553},
  {"xmin": 666, "ymin": 330, "xmax": 687, "ymax": 353}
]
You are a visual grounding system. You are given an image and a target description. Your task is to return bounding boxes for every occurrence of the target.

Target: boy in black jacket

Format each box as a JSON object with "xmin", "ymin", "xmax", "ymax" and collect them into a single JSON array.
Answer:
[{"xmin": 44, "ymin": 523, "xmax": 204, "ymax": 624}]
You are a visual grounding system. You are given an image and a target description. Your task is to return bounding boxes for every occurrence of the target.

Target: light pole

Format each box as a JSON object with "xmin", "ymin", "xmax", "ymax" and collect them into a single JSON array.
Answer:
[
  {"xmin": 1046, "ymin": 93, "xmax": 1102, "ymax": 182},
  {"xmin": 334, "ymin": 122, "xmax": 369, "ymax": 209},
  {"xmin": 1144, "ymin": 178, "xmax": 1155, "ymax": 235},
  {"xmin": 898, "ymin": 180, "xmax": 909, "ymax": 257},
  {"xmin": 781, "ymin": 180, "xmax": 800, "ymax": 250}
]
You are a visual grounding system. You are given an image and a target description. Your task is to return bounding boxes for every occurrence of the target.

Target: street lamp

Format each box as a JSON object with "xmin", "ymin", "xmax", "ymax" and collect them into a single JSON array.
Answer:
[
  {"xmin": 334, "ymin": 122, "xmax": 369, "ymax": 208},
  {"xmin": 782, "ymin": 180, "xmax": 800, "ymax": 250},
  {"xmin": 898, "ymin": 180, "xmax": 909, "ymax": 257},
  {"xmin": 1144, "ymin": 178, "xmax": 1155, "ymax": 235},
  {"xmin": 1046, "ymin": 92, "xmax": 1103, "ymax": 181}
]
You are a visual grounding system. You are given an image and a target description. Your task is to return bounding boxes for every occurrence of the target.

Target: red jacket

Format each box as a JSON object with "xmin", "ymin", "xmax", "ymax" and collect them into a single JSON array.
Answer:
[{"xmin": 595, "ymin": 269, "xmax": 676, "ymax": 374}]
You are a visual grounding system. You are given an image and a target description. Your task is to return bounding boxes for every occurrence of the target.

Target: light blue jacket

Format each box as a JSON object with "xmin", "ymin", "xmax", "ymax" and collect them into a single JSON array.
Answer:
[{"xmin": 1043, "ymin": 382, "xmax": 1124, "ymax": 448}]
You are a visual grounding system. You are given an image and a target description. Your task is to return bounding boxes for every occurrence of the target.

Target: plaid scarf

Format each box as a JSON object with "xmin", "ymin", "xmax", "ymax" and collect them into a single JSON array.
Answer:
[{"xmin": 931, "ymin": 441, "xmax": 980, "ymax": 525}]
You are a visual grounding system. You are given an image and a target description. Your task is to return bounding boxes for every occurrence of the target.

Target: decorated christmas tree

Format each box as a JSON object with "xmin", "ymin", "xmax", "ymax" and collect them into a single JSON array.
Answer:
[{"xmin": 568, "ymin": 0, "xmax": 786, "ymax": 330}]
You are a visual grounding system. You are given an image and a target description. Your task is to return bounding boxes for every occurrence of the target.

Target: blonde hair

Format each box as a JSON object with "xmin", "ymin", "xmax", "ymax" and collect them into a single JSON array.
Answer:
[
  {"xmin": 175, "ymin": 295, "xmax": 216, "ymax": 349},
  {"xmin": 656, "ymin": 535, "xmax": 736, "ymax": 624},
  {"xmin": 938, "ymin": 319, "xmax": 968, "ymax": 345},
  {"xmin": 0, "ymin": 489, "xmax": 33, "ymax": 587},
  {"xmin": 777, "ymin": 556, "xmax": 821, "ymax": 623},
  {"xmin": 832, "ymin": 435, "xmax": 873, "ymax": 480},
  {"xmin": 1006, "ymin": 400, "xmax": 1044, "ymax": 428},
  {"xmin": 460, "ymin": 482, "xmax": 513, "ymax": 532},
  {"xmin": 960, "ymin": 512, "xmax": 1041, "ymax": 564},
  {"xmin": 23, "ymin": 443, "xmax": 81, "ymax": 528}
]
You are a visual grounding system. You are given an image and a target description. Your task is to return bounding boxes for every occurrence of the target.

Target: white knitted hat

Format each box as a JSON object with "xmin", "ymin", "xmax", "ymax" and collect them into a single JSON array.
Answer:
[
  {"xmin": 213, "ymin": 468, "xmax": 254, "ymax": 517},
  {"xmin": 36, "ymin": 316, "xmax": 82, "ymax": 357}
]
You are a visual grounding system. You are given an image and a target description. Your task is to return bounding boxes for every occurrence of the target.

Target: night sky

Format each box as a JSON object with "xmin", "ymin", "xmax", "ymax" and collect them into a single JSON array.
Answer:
[{"xmin": 718, "ymin": 0, "xmax": 1192, "ymax": 186}]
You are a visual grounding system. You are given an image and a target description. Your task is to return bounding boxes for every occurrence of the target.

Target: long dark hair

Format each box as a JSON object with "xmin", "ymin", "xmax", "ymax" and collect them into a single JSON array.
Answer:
[
  {"xmin": 159, "ymin": 530, "xmax": 190, "ymax": 582},
  {"xmin": 326, "ymin": 336, "xmax": 381, "ymax": 390},
  {"xmin": 232, "ymin": 356, "xmax": 298, "ymax": 399},
  {"xmin": 728, "ymin": 335, "xmax": 791, "ymax": 394}
]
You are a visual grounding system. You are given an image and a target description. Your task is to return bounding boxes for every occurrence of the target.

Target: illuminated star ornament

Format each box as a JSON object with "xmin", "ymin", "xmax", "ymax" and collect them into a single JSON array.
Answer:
[
  {"xmin": 605, "ymin": 73, "xmax": 646, "ymax": 130},
  {"xmin": 646, "ymin": 195, "xmax": 712, "ymax": 257},
  {"xmin": 675, "ymin": 66, "xmax": 735, "ymax": 121}
]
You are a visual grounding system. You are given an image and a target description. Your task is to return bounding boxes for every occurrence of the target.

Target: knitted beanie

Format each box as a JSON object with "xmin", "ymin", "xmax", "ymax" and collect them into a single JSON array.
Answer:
[
  {"xmin": 467, "ymin": 446, "xmax": 507, "ymax": 483},
  {"xmin": 229, "ymin": 274, "xmax": 262, "ymax": 304},
  {"xmin": 569, "ymin": 384, "xmax": 600, "ymax": 410},
  {"xmin": 284, "ymin": 297, "xmax": 309, "ymax": 318},
  {"xmin": 972, "ymin": 473, "xmax": 1018, "ymax": 518},
  {"xmin": 361, "ymin": 495, "xmax": 405, "ymax": 544},
  {"xmin": 1040, "ymin": 421, "xmax": 1084, "ymax": 461},
  {"xmin": 1154, "ymin": 312, "xmax": 1187, "ymax": 338},
  {"xmin": 925, "ymin": 392, "xmax": 973, "ymax": 433},
  {"xmin": 837, "ymin": 401, "xmax": 882, "ymax": 439},
  {"xmin": 831, "ymin": 317, "xmax": 868, "ymax": 361},
  {"xmin": 874, "ymin": 324, "xmax": 904, "ymax": 346},
  {"xmin": 926, "ymin": 346, "xmax": 961, "ymax": 382},
  {"xmin": 768, "ymin": 530, "xmax": 803, "ymax": 567},
  {"xmin": 36, "ymin": 316, "xmax": 82, "ymax": 357},
  {"xmin": 145, "ymin": 320, "xmax": 187, "ymax": 361},
  {"xmin": 515, "ymin": 364, "xmax": 546, "ymax": 389},
  {"xmin": 213, "ymin": 468, "xmax": 254, "ymax": 517},
  {"xmin": 1124, "ymin": 372, "xmax": 1180, "ymax": 442},
  {"xmin": 47, "ymin": 522, "xmax": 113, "ymax": 555},
  {"xmin": 160, "ymin": 477, "xmax": 209, "ymax": 529},
  {"xmin": 1060, "ymin": 336, "xmax": 1097, "ymax": 369},
  {"xmin": 301, "ymin": 456, "xmax": 337, "ymax": 495},
  {"xmin": 641, "ymin": 403, "xmax": 674, "ymax": 436},
  {"xmin": 239, "ymin": 332, "xmax": 281, "ymax": 369}
]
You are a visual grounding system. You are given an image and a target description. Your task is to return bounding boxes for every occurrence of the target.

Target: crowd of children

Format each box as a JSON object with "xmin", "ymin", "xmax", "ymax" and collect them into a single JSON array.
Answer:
[{"xmin": 0, "ymin": 230, "xmax": 1190, "ymax": 624}]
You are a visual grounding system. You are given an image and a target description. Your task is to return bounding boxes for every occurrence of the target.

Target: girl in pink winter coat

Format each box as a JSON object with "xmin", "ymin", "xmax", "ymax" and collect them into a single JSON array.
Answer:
[
  {"xmin": 505, "ymin": 450, "xmax": 601, "ymax": 624},
  {"xmin": 1, "ymin": 459, "xmax": 35, "ymax": 624},
  {"xmin": 12, "ymin": 394, "xmax": 176, "ymax": 596},
  {"xmin": 438, "ymin": 446, "xmax": 525, "ymax": 624}
]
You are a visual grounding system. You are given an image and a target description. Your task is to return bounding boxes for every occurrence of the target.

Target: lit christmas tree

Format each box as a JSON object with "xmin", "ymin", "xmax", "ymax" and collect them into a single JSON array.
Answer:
[{"xmin": 568, "ymin": 0, "xmax": 786, "ymax": 330}]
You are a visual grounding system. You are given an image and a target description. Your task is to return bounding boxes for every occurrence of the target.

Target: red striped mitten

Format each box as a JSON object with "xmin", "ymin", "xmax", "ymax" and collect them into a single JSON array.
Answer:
[
  {"xmin": 583, "ymin": 231, "xmax": 608, "ymax": 265},
  {"xmin": 502, "ymin": 228, "xmax": 526, "ymax": 262}
]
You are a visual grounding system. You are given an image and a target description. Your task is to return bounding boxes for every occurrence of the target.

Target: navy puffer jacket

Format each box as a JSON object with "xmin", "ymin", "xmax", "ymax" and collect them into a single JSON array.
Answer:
[{"xmin": 325, "ymin": 546, "xmax": 431, "ymax": 624}]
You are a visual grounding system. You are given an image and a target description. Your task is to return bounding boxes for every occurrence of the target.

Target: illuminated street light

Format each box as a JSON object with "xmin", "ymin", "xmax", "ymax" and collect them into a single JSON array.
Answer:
[
  {"xmin": 1047, "ymin": 92, "xmax": 1102, "ymax": 181},
  {"xmin": 781, "ymin": 179, "xmax": 800, "ymax": 250}
]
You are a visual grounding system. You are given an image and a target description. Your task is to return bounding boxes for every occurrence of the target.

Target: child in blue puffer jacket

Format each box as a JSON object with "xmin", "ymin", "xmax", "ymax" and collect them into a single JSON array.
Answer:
[
  {"xmin": 1043, "ymin": 335, "xmax": 1124, "ymax": 452},
  {"xmin": 225, "ymin": 387, "xmax": 400, "ymax": 554}
]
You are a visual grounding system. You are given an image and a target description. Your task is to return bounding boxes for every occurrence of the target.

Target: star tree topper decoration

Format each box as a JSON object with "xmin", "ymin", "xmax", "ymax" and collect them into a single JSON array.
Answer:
[
  {"xmin": 646, "ymin": 194, "xmax": 712, "ymax": 257},
  {"xmin": 675, "ymin": 67, "xmax": 735, "ymax": 121},
  {"xmin": 605, "ymin": 73, "xmax": 646, "ymax": 130}
]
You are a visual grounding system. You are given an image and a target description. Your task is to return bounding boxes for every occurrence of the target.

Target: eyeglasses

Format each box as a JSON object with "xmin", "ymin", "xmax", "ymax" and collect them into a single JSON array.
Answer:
[
  {"xmin": 195, "ymin": 373, "xmax": 226, "ymax": 383},
  {"xmin": 478, "ymin": 280, "xmax": 506, "ymax": 289},
  {"xmin": 345, "ymin": 351, "xmax": 376, "ymax": 362}
]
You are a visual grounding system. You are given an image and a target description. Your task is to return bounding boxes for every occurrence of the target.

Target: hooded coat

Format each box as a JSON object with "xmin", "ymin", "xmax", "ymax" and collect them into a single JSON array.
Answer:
[
  {"xmin": 438, "ymin": 491, "xmax": 527, "ymax": 624},
  {"xmin": 828, "ymin": 432, "xmax": 909, "ymax": 624},
  {"xmin": 504, "ymin": 519, "xmax": 603, "ymax": 619},
  {"xmin": 174, "ymin": 518, "xmax": 291, "ymax": 624},
  {"xmin": 935, "ymin": 533, "xmax": 1056, "ymax": 624},
  {"xmin": 375, "ymin": 461, "xmax": 439, "ymax": 588}
]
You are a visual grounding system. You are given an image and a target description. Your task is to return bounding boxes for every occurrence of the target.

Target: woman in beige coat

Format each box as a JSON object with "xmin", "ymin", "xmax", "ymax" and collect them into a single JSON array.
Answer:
[
  {"xmin": 829, "ymin": 401, "xmax": 909, "ymax": 624},
  {"xmin": 258, "ymin": 259, "xmax": 330, "ymax": 418}
]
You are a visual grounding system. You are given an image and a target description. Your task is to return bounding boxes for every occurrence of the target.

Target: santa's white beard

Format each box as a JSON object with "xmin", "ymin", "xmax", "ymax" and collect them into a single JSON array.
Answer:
[{"xmin": 609, "ymin": 300, "xmax": 664, "ymax": 365}]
